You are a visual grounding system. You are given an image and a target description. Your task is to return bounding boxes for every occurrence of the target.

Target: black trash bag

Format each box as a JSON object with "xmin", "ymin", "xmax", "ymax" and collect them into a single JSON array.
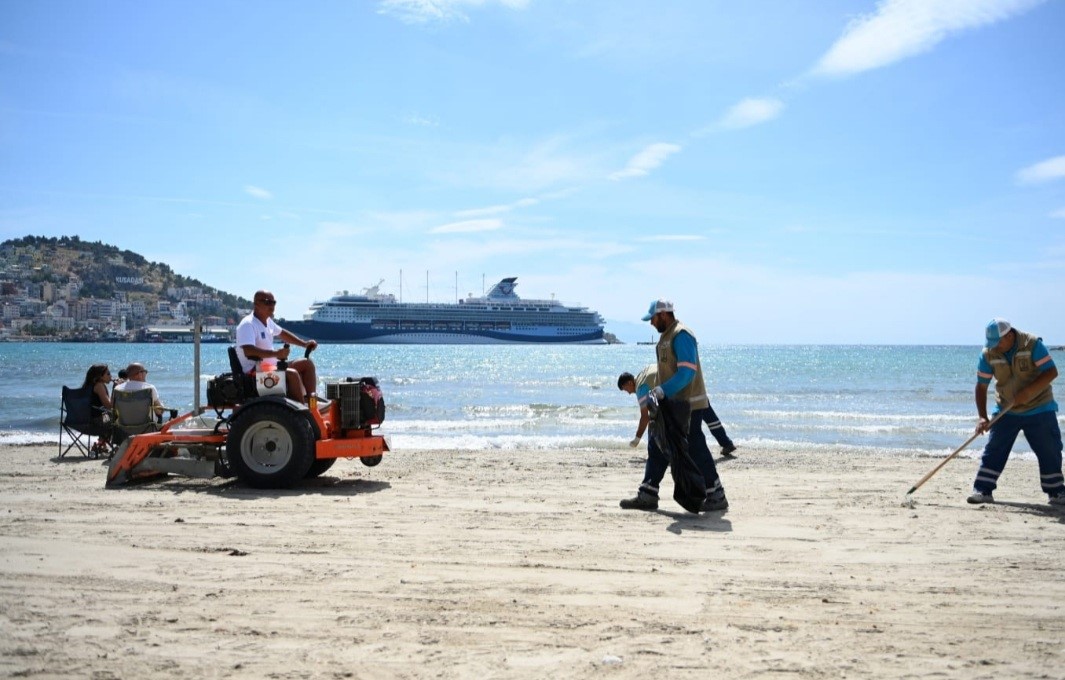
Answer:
[{"xmin": 648, "ymin": 393, "xmax": 707, "ymax": 513}]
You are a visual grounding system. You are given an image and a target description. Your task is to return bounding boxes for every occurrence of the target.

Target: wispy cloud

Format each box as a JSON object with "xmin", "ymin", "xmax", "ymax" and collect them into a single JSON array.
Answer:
[
  {"xmin": 1016, "ymin": 155, "xmax": 1065, "ymax": 185},
  {"xmin": 454, "ymin": 198, "xmax": 539, "ymax": 218},
  {"xmin": 402, "ymin": 112, "xmax": 440, "ymax": 127},
  {"xmin": 378, "ymin": 0, "xmax": 529, "ymax": 25},
  {"xmin": 636, "ymin": 234, "xmax": 706, "ymax": 242},
  {"xmin": 609, "ymin": 143, "xmax": 681, "ymax": 181},
  {"xmin": 1050, "ymin": 207, "xmax": 1065, "ymax": 219},
  {"xmin": 315, "ymin": 221, "xmax": 370, "ymax": 238},
  {"xmin": 437, "ymin": 137, "xmax": 598, "ymax": 193},
  {"xmin": 245, "ymin": 185, "xmax": 272, "ymax": 200},
  {"xmin": 811, "ymin": 0, "xmax": 1047, "ymax": 78},
  {"xmin": 425, "ymin": 234, "xmax": 632, "ymax": 262},
  {"xmin": 717, "ymin": 97, "xmax": 784, "ymax": 130},
  {"xmin": 430, "ymin": 218, "xmax": 503, "ymax": 234}
]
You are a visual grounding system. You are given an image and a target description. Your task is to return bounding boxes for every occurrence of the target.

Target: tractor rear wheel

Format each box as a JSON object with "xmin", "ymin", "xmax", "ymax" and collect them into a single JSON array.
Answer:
[
  {"xmin": 226, "ymin": 402, "xmax": 315, "ymax": 488},
  {"xmin": 304, "ymin": 458, "xmax": 337, "ymax": 478}
]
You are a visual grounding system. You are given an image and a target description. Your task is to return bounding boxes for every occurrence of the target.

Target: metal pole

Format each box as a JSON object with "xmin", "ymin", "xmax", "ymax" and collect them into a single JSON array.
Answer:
[{"xmin": 192, "ymin": 316, "xmax": 202, "ymax": 412}]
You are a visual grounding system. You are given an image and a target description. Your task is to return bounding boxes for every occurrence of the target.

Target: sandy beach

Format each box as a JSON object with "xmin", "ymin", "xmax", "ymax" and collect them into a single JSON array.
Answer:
[{"xmin": 1, "ymin": 443, "xmax": 1063, "ymax": 679}]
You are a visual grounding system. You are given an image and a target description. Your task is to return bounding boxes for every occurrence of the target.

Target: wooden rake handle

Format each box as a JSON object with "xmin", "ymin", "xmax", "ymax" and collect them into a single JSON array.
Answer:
[{"xmin": 906, "ymin": 405, "xmax": 1013, "ymax": 496}]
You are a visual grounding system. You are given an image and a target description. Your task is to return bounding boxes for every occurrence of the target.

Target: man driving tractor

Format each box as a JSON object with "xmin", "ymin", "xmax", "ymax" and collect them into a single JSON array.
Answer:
[{"xmin": 235, "ymin": 290, "xmax": 319, "ymax": 403}]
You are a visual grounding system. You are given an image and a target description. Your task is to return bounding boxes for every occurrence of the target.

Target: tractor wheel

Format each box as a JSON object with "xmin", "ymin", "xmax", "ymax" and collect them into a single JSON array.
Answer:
[
  {"xmin": 226, "ymin": 402, "xmax": 316, "ymax": 488},
  {"xmin": 304, "ymin": 458, "xmax": 337, "ymax": 478},
  {"xmin": 360, "ymin": 455, "xmax": 383, "ymax": 467}
]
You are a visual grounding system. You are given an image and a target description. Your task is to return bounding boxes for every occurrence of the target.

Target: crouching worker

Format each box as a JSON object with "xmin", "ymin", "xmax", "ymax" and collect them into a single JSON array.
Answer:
[
  {"xmin": 617, "ymin": 366, "xmax": 667, "ymax": 510},
  {"xmin": 235, "ymin": 290, "xmax": 319, "ymax": 403}
]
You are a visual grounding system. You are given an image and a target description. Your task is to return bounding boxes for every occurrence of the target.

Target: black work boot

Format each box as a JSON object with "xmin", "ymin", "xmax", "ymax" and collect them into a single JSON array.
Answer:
[
  {"xmin": 702, "ymin": 486, "xmax": 729, "ymax": 512},
  {"xmin": 619, "ymin": 490, "xmax": 659, "ymax": 511}
]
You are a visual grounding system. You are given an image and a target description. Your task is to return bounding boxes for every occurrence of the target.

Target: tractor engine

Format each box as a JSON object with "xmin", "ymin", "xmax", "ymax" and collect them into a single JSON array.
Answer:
[{"xmin": 326, "ymin": 377, "xmax": 386, "ymax": 430}]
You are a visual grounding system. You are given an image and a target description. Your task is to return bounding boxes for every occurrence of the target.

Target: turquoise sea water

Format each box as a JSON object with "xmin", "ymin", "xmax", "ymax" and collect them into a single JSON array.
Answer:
[{"xmin": 4, "ymin": 342, "xmax": 1063, "ymax": 456}]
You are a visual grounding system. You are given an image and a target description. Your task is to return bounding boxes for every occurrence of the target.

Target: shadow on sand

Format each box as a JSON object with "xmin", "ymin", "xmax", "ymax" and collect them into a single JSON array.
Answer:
[
  {"xmin": 653, "ymin": 507, "xmax": 733, "ymax": 535},
  {"xmin": 108, "ymin": 474, "xmax": 392, "ymax": 500}
]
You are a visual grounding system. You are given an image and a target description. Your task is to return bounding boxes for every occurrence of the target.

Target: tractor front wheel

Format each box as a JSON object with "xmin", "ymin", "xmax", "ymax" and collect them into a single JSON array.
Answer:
[
  {"xmin": 226, "ymin": 402, "xmax": 316, "ymax": 488},
  {"xmin": 304, "ymin": 458, "xmax": 337, "ymax": 478}
]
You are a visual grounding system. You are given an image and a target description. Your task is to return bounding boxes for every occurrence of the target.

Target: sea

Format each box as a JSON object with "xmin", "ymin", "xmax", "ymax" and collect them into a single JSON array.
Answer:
[{"xmin": 5, "ymin": 343, "xmax": 1063, "ymax": 458}]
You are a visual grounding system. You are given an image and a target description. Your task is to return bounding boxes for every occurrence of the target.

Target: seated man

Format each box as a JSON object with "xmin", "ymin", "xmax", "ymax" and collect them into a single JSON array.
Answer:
[
  {"xmin": 113, "ymin": 362, "xmax": 168, "ymax": 416},
  {"xmin": 235, "ymin": 290, "xmax": 318, "ymax": 403}
]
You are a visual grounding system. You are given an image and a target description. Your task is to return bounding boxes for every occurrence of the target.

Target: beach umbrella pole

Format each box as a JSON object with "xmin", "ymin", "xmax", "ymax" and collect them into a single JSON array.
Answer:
[{"xmin": 906, "ymin": 405, "xmax": 1012, "ymax": 496}]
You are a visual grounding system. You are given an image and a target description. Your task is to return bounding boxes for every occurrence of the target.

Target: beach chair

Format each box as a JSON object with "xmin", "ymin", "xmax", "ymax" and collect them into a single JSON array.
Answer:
[
  {"xmin": 58, "ymin": 385, "xmax": 113, "ymax": 459},
  {"xmin": 112, "ymin": 388, "xmax": 177, "ymax": 445}
]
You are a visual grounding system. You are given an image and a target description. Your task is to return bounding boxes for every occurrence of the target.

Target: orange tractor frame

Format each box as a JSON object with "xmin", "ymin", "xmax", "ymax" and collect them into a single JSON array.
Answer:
[{"xmin": 106, "ymin": 347, "xmax": 389, "ymax": 488}]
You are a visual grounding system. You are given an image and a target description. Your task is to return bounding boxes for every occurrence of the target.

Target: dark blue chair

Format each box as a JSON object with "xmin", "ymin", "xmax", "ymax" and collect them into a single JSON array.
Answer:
[{"xmin": 59, "ymin": 385, "xmax": 113, "ymax": 458}]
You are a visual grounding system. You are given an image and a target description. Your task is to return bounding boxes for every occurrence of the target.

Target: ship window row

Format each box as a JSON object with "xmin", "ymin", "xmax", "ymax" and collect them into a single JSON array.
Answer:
[
  {"xmin": 326, "ymin": 302, "xmax": 574, "ymax": 313},
  {"xmin": 316, "ymin": 311, "xmax": 597, "ymax": 323}
]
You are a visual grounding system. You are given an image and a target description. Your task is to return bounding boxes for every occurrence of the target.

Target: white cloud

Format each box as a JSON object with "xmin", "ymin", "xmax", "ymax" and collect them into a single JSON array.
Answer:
[
  {"xmin": 454, "ymin": 197, "xmax": 539, "ymax": 218},
  {"xmin": 403, "ymin": 112, "xmax": 439, "ymax": 127},
  {"xmin": 1016, "ymin": 155, "xmax": 1065, "ymax": 185},
  {"xmin": 637, "ymin": 234, "xmax": 706, "ymax": 242},
  {"xmin": 425, "ymin": 234, "xmax": 632, "ymax": 262},
  {"xmin": 439, "ymin": 138, "xmax": 599, "ymax": 193},
  {"xmin": 811, "ymin": 0, "xmax": 1047, "ymax": 78},
  {"xmin": 378, "ymin": 0, "xmax": 529, "ymax": 25},
  {"xmin": 717, "ymin": 97, "xmax": 784, "ymax": 130},
  {"xmin": 244, "ymin": 185, "xmax": 272, "ymax": 200},
  {"xmin": 314, "ymin": 221, "xmax": 370, "ymax": 238},
  {"xmin": 609, "ymin": 143, "xmax": 681, "ymax": 181},
  {"xmin": 430, "ymin": 218, "xmax": 503, "ymax": 233}
]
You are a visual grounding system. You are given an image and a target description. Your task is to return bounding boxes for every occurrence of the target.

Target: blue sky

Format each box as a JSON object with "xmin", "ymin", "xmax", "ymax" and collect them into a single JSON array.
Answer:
[{"xmin": 2, "ymin": 0, "xmax": 1063, "ymax": 344}]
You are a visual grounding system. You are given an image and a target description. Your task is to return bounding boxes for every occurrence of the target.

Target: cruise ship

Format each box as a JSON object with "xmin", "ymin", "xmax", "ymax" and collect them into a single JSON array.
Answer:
[{"xmin": 281, "ymin": 278, "xmax": 606, "ymax": 344}]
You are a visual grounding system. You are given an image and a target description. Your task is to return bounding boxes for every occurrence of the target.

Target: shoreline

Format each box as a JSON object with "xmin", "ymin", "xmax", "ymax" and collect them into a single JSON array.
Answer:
[{"xmin": 2, "ymin": 444, "xmax": 1063, "ymax": 678}]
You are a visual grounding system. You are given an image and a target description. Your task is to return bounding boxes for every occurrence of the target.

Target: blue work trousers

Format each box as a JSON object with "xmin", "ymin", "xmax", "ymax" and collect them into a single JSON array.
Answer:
[
  {"xmin": 973, "ymin": 411, "xmax": 1064, "ymax": 496},
  {"xmin": 699, "ymin": 404, "xmax": 734, "ymax": 448},
  {"xmin": 639, "ymin": 402, "xmax": 721, "ymax": 497}
]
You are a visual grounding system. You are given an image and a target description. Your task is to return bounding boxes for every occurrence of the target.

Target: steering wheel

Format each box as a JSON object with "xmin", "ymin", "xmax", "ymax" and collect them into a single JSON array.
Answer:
[{"xmin": 276, "ymin": 343, "xmax": 314, "ymax": 372}]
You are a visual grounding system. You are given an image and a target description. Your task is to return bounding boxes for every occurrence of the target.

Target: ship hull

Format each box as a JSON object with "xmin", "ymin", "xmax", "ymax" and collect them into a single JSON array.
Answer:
[{"xmin": 283, "ymin": 321, "xmax": 605, "ymax": 345}]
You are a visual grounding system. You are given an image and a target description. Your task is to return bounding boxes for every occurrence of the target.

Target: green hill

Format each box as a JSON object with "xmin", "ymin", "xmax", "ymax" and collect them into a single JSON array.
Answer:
[{"xmin": 1, "ymin": 235, "xmax": 251, "ymax": 335}]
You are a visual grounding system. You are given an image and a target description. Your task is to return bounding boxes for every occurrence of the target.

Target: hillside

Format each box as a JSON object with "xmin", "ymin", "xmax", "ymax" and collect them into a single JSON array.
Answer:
[{"xmin": 0, "ymin": 235, "xmax": 251, "ymax": 339}]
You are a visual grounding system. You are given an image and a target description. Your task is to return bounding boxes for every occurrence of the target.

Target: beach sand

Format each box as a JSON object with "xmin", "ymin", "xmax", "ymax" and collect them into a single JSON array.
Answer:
[{"xmin": 1, "ymin": 443, "xmax": 1063, "ymax": 679}]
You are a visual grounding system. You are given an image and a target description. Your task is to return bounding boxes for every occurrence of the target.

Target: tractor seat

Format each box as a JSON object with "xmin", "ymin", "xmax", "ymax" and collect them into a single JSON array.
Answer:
[{"xmin": 227, "ymin": 346, "xmax": 258, "ymax": 400}]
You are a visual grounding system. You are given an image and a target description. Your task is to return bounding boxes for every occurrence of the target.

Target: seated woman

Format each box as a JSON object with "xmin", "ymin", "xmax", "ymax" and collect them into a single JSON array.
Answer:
[
  {"xmin": 82, "ymin": 364, "xmax": 114, "ymax": 454},
  {"xmin": 83, "ymin": 363, "xmax": 114, "ymax": 414}
]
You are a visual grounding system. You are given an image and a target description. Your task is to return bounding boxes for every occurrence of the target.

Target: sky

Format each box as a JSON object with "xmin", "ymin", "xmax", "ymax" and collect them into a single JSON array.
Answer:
[{"xmin": 1, "ymin": 0, "xmax": 1064, "ymax": 344}]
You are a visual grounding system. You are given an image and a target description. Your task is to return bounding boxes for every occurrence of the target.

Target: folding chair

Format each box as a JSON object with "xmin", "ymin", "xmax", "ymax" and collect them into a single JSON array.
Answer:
[
  {"xmin": 59, "ymin": 385, "xmax": 113, "ymax": 459},
  {"xmin": 112, "ymin": 388, "xmax": 176, "ymax": 445}
]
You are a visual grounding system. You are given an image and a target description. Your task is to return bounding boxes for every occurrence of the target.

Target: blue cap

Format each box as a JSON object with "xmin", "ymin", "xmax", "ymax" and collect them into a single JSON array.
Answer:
[
  {"xmin": 985, "ymin": 318, "xmax": 1012, "ymax": 348},
  {"xmin": 641, "ymin": 299, "xmax": 674, "ymax": 321}
]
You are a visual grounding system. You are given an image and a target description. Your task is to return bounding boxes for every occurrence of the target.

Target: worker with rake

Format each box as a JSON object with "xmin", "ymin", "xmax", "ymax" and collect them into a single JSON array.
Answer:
[{"xmin": 968, "ymin": 318, "xmax": 1065, "ymax": 506}]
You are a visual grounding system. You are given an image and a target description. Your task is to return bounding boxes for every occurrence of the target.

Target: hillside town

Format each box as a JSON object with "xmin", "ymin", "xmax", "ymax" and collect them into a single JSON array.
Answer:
[{"xmin": 0, "ymin": 236, "xmax": 248, "ymax": 342}]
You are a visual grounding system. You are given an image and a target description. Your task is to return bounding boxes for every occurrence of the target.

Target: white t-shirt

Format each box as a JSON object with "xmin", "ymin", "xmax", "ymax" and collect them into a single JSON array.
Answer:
[
  {"xmin": 234, "ymin": 313, "xmax": 283, "ymax": 373},
  {"xmin": 114, "ymin": 379, "xmax": 162, "ymax": 409}
]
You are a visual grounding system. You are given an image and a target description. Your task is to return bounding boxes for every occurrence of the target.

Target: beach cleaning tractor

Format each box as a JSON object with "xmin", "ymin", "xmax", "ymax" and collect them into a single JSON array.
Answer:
[{"xmin": 106, "ymin": 346, "xmax": 388, "ymax": 488}]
